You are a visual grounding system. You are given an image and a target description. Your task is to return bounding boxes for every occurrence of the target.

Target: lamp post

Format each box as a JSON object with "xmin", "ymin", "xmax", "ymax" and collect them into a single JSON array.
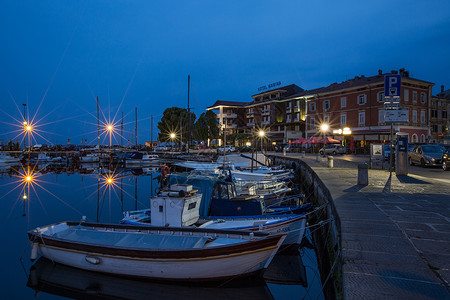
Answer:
[
  {"xmin": 320, "ymin": 123, "xmax": 329, "ymax": 155},
  {"xmin": 170, "ymin": 133, "xmax": 176, "ymax": 153},
  {"xmin": 258, "ymin": 129, "xmax": 265, "ymax": 165},
  {"xmin": 107, "ymin": 124, "xmax": 113, "ymax": 148}
]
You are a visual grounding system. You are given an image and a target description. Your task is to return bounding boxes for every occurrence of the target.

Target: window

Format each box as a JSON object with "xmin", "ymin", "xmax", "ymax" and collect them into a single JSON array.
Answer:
[
  {"xmin": 420, "ymin": 111, "xmax": 426, "ymax": 123},
  {"xmin": 378, "ymin": 110, "xmax": 385, "ymax": 123},
  {"xmin": 309, "ymin": 102, "xmax": 316, "ymax": 111},
  {"xmin": 341, "ymin": 97, "xmax": 347, "ymax": 108},
  {"xmin": 377, "ymin": 92, "xmax": 385, "ymax": 102},
  {"xmin": 358, "ymin": 94, "xmax": 367, "ymax": 105},
  {"xmin": 310, "ymin": 117, "xmax": 315, "ymax": 128},
  {"xmin": 431, "ymin": 110, "xmax": 438, "ymax": 118},
  {"xmin": 438, "ymin": 101, "xmax": 441, "ymax": 107},
  {"xmin": 286, "ymin": 103, "xmax": 292, "ymax": 109},
  {"xmin": 431, "ymin": 125, "xmax": 438, "ymax": 133},
  {"xmin": 411, "ymin": 134, "xmax": 418, "ymax": 143},
  {"xmin": 412, "ymin": 110, "xmax": 417, "ymax": 123},
  {"xmin": 340, "ymin": 113, "xmax": 347, "ymax": 126},
  {"xmin": 324, "ymin": 115, "xmax": 329, "ymax": 123},
  {"xmin": 420, "ymin": 92, "xmax": 426, "ymax": 104},
  {"xmin": 420, "ymin": 134, "xmax": 426, "ymax": 143},
  {"xmin": 358, "ymin": 112, "xmax": 365, "ymax": 126},
  {"xmin": 323, "ymin": 100, "xmax": 330, "ymax": 111},
  {"xmin": 286, "ymin": 114, "xmax": 292, "ymax": 122},
  {"xmin": 404, "ymin": 89, "xmax": 409, "ymax": 102},
  {"xmin": 413, "ymin": 91, "xmax": 418, "ymax": 103},
  {"xmin": 443, "ymin": 110, "xmax": 448, "ymax": 119},
  {"xmin": 295, "ymin": 112, "xmax": 300, "ymax": 121}
]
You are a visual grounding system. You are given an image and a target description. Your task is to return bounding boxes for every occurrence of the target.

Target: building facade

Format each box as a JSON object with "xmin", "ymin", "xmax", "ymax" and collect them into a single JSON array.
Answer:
[
  {"xmin": 430, "ymin": 86, "xmax": 450, "ymax": 142},
  {"xmin": 207, "ymin": 69, "xmax": 442, "ymax": 150}
]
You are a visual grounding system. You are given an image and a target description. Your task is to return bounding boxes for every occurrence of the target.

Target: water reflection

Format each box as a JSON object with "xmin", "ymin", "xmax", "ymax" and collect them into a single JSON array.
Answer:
[
  {"xmin": 28, "ymin": 258, "xmax": 273, "ymax": 300},
  {"xmin": 0, "ymin": 160, "xmax": 325, "ymax": 299}
]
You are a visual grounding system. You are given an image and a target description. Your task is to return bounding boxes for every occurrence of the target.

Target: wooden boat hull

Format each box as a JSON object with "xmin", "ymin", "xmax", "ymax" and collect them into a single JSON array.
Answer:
[{"xmin": 28, "ymin": 222, "xmax": 285, "ymax": 281}]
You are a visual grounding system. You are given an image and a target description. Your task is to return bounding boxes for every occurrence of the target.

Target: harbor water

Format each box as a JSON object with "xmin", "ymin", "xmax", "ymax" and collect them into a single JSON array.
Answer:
[{"xmin": 0, "ymin": 163, "xmax": 325, "ymax": 299}]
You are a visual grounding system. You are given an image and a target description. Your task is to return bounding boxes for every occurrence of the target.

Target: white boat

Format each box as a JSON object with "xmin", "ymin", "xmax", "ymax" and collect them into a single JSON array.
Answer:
[
  {"xmin": 121, "ymin": 184, "xmax": 306, "ymax": 246},
  {"xmin": 0, "ymin": 154, "xmax": 19, "ymax": 164},
  {"xmin": 79, "ymin": 153, "xmax": 100, "ymax": 163},
  {"xmin": 28, "ymin": 222, "xmax": 286, "ymax": 281}
]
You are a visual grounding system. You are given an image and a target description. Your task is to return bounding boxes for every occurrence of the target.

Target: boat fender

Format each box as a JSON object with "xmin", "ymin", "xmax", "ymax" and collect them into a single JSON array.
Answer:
[
  {"xmin": 85, "ymin": 255, "xmax": 101, "ymax": 265},
  {"xmin": 30, "ymin": 243, "xmax": 39, "ymax": 261},
  {"xmin": 161, "ymin": 165, "xmax": 170, "ymax": 177},
  {"xmin": 249, "ymin": 232, "xmax": 254, "ymax": 240}
]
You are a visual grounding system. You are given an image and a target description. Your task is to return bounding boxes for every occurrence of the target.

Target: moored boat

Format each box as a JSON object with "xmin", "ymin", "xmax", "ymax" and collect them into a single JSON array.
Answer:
[{"xmin": 28, "ymin": 222, "xmax": 286, "ymax": 281}]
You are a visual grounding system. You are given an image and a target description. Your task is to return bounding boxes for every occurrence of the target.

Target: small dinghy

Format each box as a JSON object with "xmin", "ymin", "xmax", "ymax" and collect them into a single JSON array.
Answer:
[{"xmin": 28, "ymin": 222, "xmax": 286, "ymax": 281}]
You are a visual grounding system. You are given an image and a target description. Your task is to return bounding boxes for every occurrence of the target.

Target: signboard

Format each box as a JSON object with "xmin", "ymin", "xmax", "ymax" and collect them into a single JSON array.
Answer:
[
  {"xmin": 384, "ymin": 74, "xmax": 401, "ymax": 98},
  {"xmin": 370, "ymin": 144, "xmax": 384, "ymax": 169},
  {"xmin": 385, "ymin": 108, "xmax": 408, "ymax": 123},
  {"xmin": 258, "ymin": 81, "xmax": 282, "ymax": 92}
]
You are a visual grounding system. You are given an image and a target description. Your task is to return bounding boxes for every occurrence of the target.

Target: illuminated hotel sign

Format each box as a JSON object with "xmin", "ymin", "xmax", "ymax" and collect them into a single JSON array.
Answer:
[{"xmin": 258, "ymin": 81, "xmax": 281, "ymax": 92}]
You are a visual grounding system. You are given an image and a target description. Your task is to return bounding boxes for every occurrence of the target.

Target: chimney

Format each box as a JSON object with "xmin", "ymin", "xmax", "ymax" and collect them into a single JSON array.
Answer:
[
  {"xmin": 378, "ymin": 69, "xmax": 382, "ymax": 75},
  {"xmin": 391, "ymin": 70, "xmax": 398, "ymax": 74},
  {"xmin": 442, "ymin": 85, "xmax": 445, "ymax": 93},
  {"xmin": 399, "ymin": 68, "xmax": 405, "ymax": 76}
]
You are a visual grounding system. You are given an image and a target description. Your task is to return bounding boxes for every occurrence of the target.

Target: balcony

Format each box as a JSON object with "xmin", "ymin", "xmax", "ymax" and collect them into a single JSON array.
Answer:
[
  {"xmin": 294, "ymin": 106, "xmax": 300, "ymax": 112},
  {"xmin": 224, "ymin": 113, "xmax": 237, "ymax": 119},
  {"xmin": 225, "ymin": 123, "xmax": 237, "ymax": 129},
  {"xmin": 261, "ymin": 110, "xmax": 270, "ymax": 116},
  {"xmin": 261, "ymin": 120, "xmax": 270, "ymax": 125},
  {"xmin": 286, "ymin": 107, "xmax": 292, "ymax": 113},
  {"xmin": 246, "ymin": 122, "xmax": 255, "ymax": 127}
]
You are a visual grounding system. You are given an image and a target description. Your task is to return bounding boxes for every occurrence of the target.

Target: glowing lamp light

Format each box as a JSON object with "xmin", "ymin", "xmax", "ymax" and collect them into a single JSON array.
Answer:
[
  {"xmin": 26, "ymin": 125, "xmax": 32, "ymax": 131},
  {"xmin": 333, "ymin": 129, "xmax": 343, "ymax": 134},
  {"xmin": 23, "ymin": 194, "xmax": 27, "ymax": 200},
  {"xmin": 170, "ymin": 133, "xmax": 176, "ymax": 139},
  {"xmin": 26, "ymin": 176, "xmax": 32, "ymax": 182},
  {"xmin": 107, "ymin": 125, "xmax": 113, "ymax": 131},
  {"xmin": 246, "ymin": 142, "xmax": 251, "ymax": 147},
  {"xmin": 23, "ymin": 121, "xmax": 27, "ymax": 125},
  {"xmin": 107, "ymin": 177, "xmax": 113, "ymax": 184},
  {"xmin": 258, "ymin": 130, "xmax": 265, "ymax": 137},
  {"xmin": 343, "ymin": 127, "xmax": 352, "ymax": 135},
  {"xmin": 320, "ymin": 123, "xmax": 329, "ymax": 132}
]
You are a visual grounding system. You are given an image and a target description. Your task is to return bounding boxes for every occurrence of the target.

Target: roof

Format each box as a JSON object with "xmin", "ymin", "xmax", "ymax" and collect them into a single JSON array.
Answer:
[
  {"xmin": 206, "ymin": 100, "xmax": 249, "ymax": 110},
  {"xmin": 435, "ymin": 89, "xmax": 450, "ymax": 100},
  {"xmin": 291, "ymin": 72, "xmax": 435, "ymax": 98}
]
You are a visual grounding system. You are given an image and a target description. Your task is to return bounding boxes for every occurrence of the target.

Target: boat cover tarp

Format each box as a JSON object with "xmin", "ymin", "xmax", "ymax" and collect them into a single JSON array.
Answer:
[
  {"xmin": 169, "ymin": 171, "xmax": 219, "ymax": 217},
  {"xmin": 52, "ymin": 226, "xmax": 208, "ymax": 250}
]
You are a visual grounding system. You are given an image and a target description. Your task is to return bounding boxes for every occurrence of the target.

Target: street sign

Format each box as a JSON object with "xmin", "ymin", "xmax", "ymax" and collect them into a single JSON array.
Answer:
[
  {"xmin": 385, "ymin": 108, "xmax": 408, "ymax": 123},
  {"xmin": 384, "ymin": 74, "xmax": 401, "ymax": 98},
  {"xmin": 384, "ymin": 102, "xmax": 400, "ymax": 109}
]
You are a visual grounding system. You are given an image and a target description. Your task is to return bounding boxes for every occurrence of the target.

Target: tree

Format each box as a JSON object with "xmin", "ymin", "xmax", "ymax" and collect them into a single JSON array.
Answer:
[
  {"xmin": 193, "ymin": 110, "xmax": 220, "ymax": 143},
  {"xmin": 157, "ymin": 107, "xmax": 196, "ymax": 143}
]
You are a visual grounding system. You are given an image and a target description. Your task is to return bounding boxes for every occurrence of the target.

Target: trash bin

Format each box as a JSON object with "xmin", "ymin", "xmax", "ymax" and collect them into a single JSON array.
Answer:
[
  {"xmin": 357, "ymin": 163, "xmax": 369, "ymax": 185},
  {"xmin": 328, "ymin": 156, "xmax": 333, "ymax": 168}
]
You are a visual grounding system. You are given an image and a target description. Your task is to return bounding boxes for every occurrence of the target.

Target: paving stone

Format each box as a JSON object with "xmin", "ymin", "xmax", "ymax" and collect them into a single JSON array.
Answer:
[
  {"xmin": 344, "ymin": 272, "xmax": 449, "ymax": 300},
  {"xmin": 405, "ymin": 229, "xmax": 450, "ymax": 241}
]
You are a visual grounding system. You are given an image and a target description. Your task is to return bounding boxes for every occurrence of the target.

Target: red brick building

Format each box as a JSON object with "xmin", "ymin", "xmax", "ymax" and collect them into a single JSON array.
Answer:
[{"xmin": 303, "ymin": 69, "xmax": 434, "ymax": 149}]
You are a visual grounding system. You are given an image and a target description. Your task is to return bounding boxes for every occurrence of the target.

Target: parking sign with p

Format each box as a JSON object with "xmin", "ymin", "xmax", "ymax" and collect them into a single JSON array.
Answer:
[{"xmin": 385, "ymin": 74, "xmax": 401, "ymax": 98}]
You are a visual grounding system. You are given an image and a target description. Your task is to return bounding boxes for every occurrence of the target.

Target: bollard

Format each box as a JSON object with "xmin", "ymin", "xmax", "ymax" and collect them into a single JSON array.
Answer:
[
  {"xmin": 357, "ymin": 163, "xmax": 369, "ymax": 185},
  {"xmin": 283, "ymin": 149, "xmax": 286, "ymax": 156},
  {"xmin": 316, "ymin": 154, "xmax": 320, "ymax": 162},
  {"xmin": 328, "ymin": 156, "xmax": 333, "ymax": 168},
  {"xmin": 301, "ymin": 151, "xmax": 305, "ymax": 158}
]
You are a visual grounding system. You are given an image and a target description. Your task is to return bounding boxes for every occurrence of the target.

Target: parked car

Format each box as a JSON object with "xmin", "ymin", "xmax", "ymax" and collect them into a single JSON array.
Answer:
[
  {"xmin": 409, "ymin": 144, "xmax": 446, "ymax": 167},
  {"xmin": 319, "ymin": 145, "xmax": 345, "ymax": 155},
  {"xmin": 153, "ymin": 146, "xmax": 170, "ymax": 151},
  {"xmin": 195, "ymin": 145, "xmax": 210, "ymax": 150},
  {"xmin": 218, "ymin": 145, "xmax": 236, "ymax": 153},
  {"xmin": 442, "ymin": 149, "xmax": 449, "ymax": 171}
]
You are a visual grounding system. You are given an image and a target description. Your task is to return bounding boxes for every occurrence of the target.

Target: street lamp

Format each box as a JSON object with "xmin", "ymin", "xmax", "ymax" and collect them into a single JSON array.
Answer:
[
  {"xmin": 106, "ymin": 124, "xmax": 113, "ymax": 147},
  {"xmin": 258, "ymin": 129, "xmax": 265, "ymax": 164},
  {"xmin": 320, "ymin": 123, "xmax": 329, "ymax": 142},
  {"xmin": 170, "ymin": 133, "xmax": 176, "ymax": 152}
]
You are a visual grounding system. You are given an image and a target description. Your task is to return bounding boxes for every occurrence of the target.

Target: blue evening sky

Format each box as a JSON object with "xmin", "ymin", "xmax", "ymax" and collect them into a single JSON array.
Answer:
[{"xmin": 1, "ymin": 0, "xmax": 449, "ymax": 145}]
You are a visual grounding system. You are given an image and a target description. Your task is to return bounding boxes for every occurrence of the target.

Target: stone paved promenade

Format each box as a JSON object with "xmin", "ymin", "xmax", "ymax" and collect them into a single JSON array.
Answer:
[{"xmin": 285, "ymin": 154, "xmax": 450, "ymax": 299}]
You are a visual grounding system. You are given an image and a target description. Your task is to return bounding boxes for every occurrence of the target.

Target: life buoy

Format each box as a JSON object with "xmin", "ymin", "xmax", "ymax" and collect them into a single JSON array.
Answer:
[{"xmin": 161, "ymin": 165, "xmax": 170, "ymax": 177}]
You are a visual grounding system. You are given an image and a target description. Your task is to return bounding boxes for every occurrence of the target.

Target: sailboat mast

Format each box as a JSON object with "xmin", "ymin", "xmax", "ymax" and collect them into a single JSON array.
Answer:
[
  {"xmin": 97, "ymin": 96, "xmax": 100, "ymax": 150},
  {"xmin": 135, "ymin": 107, "xmax": 138, "ymax": 148},
  {"xmin": 187, "ymin": 74, "xmax": 190, "ymax": 154}
]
